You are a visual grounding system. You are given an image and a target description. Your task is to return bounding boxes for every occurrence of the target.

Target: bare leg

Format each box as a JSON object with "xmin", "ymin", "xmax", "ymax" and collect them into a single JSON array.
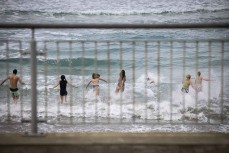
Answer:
[
  {"xmin": 15, "ymin": 97, "xmax": 19, "ymax": 104},
  {"xmin": 65, "ymin": 95, "xmax": 67, "ymax": 102},
  {"xmin": 95, "ymin": 87, "xmax": 99, "ymax": 96},
  {"xmin": 12, "ymin": 94, "xmax": 17, "ymax": 104},
  {"xmin": 60, "ymin": 96, "xmax": 64, "ymax": 104},
  {"xmin": 121, "ymin": 87, "xmax": 124, "ymax": 93},
  {"xmin": 115, "ymin": 86, "xmax": 119, "ymax": 94},
  {"xmin": 196, "ymin": 84, "xmax": 202, "ymax": 92},
  {"xmin": 13, "ymin": 97, "xmax": 16, "ymax": 104}
]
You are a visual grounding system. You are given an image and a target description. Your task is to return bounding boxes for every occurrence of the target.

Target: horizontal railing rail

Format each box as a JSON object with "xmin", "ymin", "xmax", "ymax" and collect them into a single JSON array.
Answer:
[{"xmin": 0, "ymin": 23, "xmax": 229, "ymax": 29}]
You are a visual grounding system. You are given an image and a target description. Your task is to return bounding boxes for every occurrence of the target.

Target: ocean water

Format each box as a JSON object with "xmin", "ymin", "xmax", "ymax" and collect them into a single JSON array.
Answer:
[{"xmin": 0, "ymin": 0, "xmax": 229, "ymax": 133}]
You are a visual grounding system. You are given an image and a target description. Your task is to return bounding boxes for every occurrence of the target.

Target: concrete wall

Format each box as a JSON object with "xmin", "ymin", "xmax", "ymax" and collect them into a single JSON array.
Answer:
[{"xmin": 0, "ymin": 133, "xmax": 229, "ymax": 153}]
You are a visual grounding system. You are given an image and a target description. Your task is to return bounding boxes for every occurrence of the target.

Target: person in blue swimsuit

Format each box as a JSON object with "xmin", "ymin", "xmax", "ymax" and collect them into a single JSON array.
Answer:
[{"xmin": 53, "ymin": 75, "xmax": 76, "ymax": 103}]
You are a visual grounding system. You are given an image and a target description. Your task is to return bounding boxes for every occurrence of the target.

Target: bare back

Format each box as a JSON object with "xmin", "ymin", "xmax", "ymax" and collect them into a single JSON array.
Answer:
[
  {"xmin": 118, "ymin": 76, "xmax": 126, "ymax": 86},
  {"xmin": 91, "ymin": 78, "xmax": 100, "ymax": 85},
  {"xmin": 8, "ymin": 74, "xmax": 20, "ymax": 88},
  {"xmin": 195, "ymin": 76, "xmax": 203, "ymax": 85}
]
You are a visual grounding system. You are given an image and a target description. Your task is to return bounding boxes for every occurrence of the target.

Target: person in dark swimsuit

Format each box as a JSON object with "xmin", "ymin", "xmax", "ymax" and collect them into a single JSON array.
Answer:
[
  {"xmin": 53, "ymin": 75, "xmax": 76, "ymax": 103},
  {"xmin": 60, "ymin": 76, "xmax": 68, "ymax": 97}
]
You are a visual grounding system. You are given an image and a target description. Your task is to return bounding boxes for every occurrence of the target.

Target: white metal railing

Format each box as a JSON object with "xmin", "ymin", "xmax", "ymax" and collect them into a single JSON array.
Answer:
[{"xmin": 0, "ymin": 23, "xmax": 228, "ymax": 135}]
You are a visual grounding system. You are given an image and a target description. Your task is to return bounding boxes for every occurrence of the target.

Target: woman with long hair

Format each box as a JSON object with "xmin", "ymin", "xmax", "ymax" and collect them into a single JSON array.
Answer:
[
  {"xmin": 115, "ymin": 70, "xmax": 126, "ymax": 94},
  {"xmin": 53, "ymin": 75, "xmax": 76, "ymax": 103}
]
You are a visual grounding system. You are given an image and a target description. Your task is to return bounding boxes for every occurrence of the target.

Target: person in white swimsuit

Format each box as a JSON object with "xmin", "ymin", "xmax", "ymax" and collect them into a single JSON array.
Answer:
[
  {"xmin": 86, "ymin": 73, "xmax": 107, "ymax": 96},
  {"xmin": 195, "ymin": 71, "xmax": 210, "ymax": 92}
]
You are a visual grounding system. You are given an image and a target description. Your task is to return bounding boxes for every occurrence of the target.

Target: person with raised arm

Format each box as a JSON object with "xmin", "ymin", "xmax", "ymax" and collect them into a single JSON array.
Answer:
[
  {"xmin": 181, "ymin": 74, "xmax": 195, "ymax": 93},
  {"xmin": 53, "ymin": 75, "xmax": 77, "ymax": 103},
  {"xmin": 86, "ymin": 73, "xmax": 107, "ymax": 96},
  {"xmin": 195, "ymin": 71, "xmax": 211, "ymax": 92},
  {"xmin": 0, "ymin": 69, "xmax": 25, "ymax": 103}
]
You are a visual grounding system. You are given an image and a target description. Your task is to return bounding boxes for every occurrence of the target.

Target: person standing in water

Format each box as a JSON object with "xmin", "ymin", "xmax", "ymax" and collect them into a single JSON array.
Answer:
[
  {"xmin": 86, "ymin": 73, "xmax": 107, "ymax": 96},
  {"xmin": 0, "ymin": 69, "xmax": 25, "ymax": 103},
  {"xmin": 115, "ymin": 70, "xmax": 126, "ymax": 94},
  {"xmin": 195, "ymin": 71, "xmax": 210, "ymax": 92},
  {"xmin": 181, "ymin": 74, "xmax": 195, "ymax": 93},
  {"xmin": 53, "ymin": 75, "xmax": 76, "ymax": 104}
]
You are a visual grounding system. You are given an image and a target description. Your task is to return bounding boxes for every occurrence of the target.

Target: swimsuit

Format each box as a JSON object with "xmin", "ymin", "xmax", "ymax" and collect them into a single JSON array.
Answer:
[
  {"xmin": 10, "ymin": 88, "xmax": 19, "ymax": 97},
  {"xmin": 92, "ymin": 85, "xmax": 99, "ymax": 89},
  {"xmin": 59, "ymin": 80, "xmax": 67, "ymax": 96},
  {"xmin": 60, "ymin": 90, "xmax": 68, "ymax": 96},
  {"xmin": 181, "ymin": 82, "xmax": 190, "ymax": 93},
  {"xmin": 92, "ymin": 84, "xmax": 99, "ymax": 91},
  {"xmin": 195, "ymin": 84, "xmax": 202, "ymax": 92},
  {"xmin": 181, "ymin": 88, "xmax": 189, "ymax": 93}
]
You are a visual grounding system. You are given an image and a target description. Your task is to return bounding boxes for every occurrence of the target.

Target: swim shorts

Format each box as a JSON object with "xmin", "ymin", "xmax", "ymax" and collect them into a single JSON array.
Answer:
[{"xmin": 10, "ymin": 88, "xmax": 19, "ymax": 97}]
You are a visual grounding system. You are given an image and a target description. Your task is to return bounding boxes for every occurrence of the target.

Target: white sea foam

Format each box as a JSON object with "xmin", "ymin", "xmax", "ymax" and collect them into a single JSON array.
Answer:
[{"xmin": 0, "ymin": 0, "xmax": 228, "ymax": 132}]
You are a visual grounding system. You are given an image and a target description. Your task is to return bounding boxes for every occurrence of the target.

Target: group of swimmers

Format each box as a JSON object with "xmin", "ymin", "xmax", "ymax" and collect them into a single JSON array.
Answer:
[
  {"xmin": 86, "ymin": 70, "xmax": 126, "ymax": 96},
  {"xmin": 0, "ymin": 69, "xmax": 127, "ymax": 104},
  {"xmin": 0, "ymin": 69, "xmax": 210, "ymax": 104},
  {"xmin": 181, "ymin": 71, "xmax": 211, "ymax": 93}
]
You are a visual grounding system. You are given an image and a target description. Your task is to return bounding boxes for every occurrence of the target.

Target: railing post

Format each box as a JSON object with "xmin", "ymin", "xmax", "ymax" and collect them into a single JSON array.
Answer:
[{"xmin": 30, "ymin": 28, "xmax": 38, "ymax": 134}]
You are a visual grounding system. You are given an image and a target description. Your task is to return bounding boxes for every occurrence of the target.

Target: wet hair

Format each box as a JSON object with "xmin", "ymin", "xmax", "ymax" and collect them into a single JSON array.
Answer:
[
  {"xmin": 61, "ymin": 75, "xmax": 66, "ymax": 81},
  {"xmin": 120, "ymin": 70, "xmax": 125, "ymax": 79},
  {"xmin": 95, "ymin": 73, "xmax": 100, "ymax": 78},
  {"xmin": 186, "ymin": 74, "xmax": 191, "ymax": 79},
  {"xmin": 13, "ymin": 69, "xmax": 17, "ymax": 74},
  {"xmin": 92, "ymin": 73, "xmax": 100, "ymax": 79},
  {"xmin": 92, "ymin": 73, "xmax": 96, "ymax": 79},
  {"xmin": 197, "ymin": 71, "xmax": 201, "ymax": 76}
]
